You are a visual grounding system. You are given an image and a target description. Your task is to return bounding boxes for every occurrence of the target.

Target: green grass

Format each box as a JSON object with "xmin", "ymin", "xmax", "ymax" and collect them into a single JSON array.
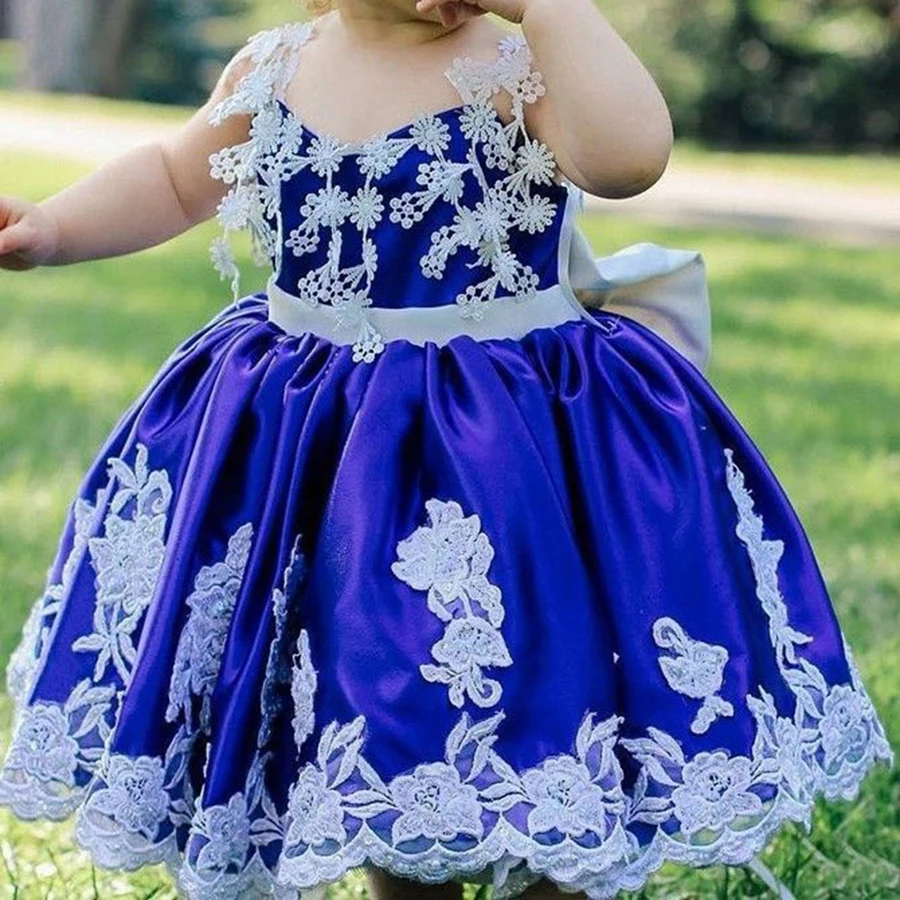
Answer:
[
  {"xmin": 0, "ymin": 88, "xmax": 194, "ymax": 124},
  {"xmin": 0, "ymin": 150, "xmax": 897, "ymax": 898},
  {"xmin": 673, "ymin": 140, "xmax": 900, "ymax": 190}
]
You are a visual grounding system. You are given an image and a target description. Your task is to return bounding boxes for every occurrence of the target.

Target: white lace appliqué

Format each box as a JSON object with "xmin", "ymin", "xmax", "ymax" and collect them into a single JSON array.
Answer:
[
  {"xmin": 278, "ymin": 708, "xmax": 631, "ymax": 894},
  {"xmin": 71, "ymin": 444, "xmax": 173, "ymax": 684},
  {"xmin": 166, "ymin": 523, "xmax": 255, "ymax": 733},
  {"xmin": 6, "ymin": 488, "xmax": 107, "ymax": 715},
  {"xmin": 1, "ymin": 448, "xmax": 893, "ymax": 900},
  {"xmin": 392, "ymin": 499, "xmax": 511, "ymax": 709},
  {"xmin": 72, "ymin": 533, "xmax": 314, "ymax": 899},
  {"xmin": 0, "ymin": 444, "xmax": 171, "ymax": 820},
  {"xmin": 653, "ymin": 617, "xmax": 734, "ymax": 734},
  {"xmin": 208, "ymin": 23, "xmax": 314, "ymax": 298},
  {"xmin": 207, "ymin": 26, "xmax": 558, "ymax": 363}
]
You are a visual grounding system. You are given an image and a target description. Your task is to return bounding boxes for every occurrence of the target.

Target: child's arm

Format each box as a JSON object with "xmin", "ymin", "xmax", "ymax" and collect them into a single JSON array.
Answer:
[
  {"xmin": 0, "ymin": 58, "xmax": 253, "ymax": 272},
  {"xmin": 419, "ymin": 0, "xmax": 674, "ymax": 199}
]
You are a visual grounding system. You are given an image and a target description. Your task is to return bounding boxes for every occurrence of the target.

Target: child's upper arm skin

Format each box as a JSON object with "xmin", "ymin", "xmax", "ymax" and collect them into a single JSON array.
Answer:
[
  {"xmin": 524, "ymin": 89, "xmax": 673, "ymax": 200},
  {"xmin": 157, "ymin": 52, "xmax": 255, "ymax": 228}
]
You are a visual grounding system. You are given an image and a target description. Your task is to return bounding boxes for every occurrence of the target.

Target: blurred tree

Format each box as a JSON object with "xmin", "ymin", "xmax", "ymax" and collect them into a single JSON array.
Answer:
[
  {"xmin": 12, "ymin": 0, "xmax": 246, "ymax": 103},
  {"xmin": 603, "ymin": 0, "xmax": 899, "ymax": 148},
  {"xmin": 128, "ymin": 0, "xmax": 249, "ymax": 105},
  {"xmin": 13, "ymin": 0, "xmax": 143, "ymax": 94},
  {"xmin": 8, "ymin": 0, "xmax": 897, "ymax": 147}
]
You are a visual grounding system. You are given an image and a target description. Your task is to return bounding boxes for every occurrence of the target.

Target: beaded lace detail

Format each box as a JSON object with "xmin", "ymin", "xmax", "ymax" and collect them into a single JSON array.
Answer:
[
  {"xmin": 652, "ymin": 617, "xmax": 734, "ymax": 734},
  {"xmin": 392, "ymin": 500, "xmax": 511, "ymax": 709},
  {"xmin": 207, "ymin": 25, "xmax": 560, "ymax": 362}
]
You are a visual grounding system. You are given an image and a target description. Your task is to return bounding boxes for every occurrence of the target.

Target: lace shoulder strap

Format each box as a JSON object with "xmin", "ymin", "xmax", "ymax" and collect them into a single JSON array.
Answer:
[
  {"xmin": 209, "ymin": 23, "xmax": 314, "ymax": 126},
  {"xmin": 445, "ymin": 34, "xmax": 546, "ymax": 121},
  {"xmin": 207, "ymin": 24, "xmax": 313, "ymax": 299}
]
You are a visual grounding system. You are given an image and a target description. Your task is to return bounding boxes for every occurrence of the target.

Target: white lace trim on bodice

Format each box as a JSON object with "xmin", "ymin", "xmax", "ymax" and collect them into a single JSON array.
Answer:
[{"xmin": 207, "ymin": 23, "xmax": 566, "ymax": 362}]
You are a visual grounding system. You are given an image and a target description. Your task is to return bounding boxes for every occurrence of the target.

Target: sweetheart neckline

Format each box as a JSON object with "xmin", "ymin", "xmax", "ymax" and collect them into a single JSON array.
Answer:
[{"xmin": 274, "ymin": 98, "xmax": 471, "ymax": 154}]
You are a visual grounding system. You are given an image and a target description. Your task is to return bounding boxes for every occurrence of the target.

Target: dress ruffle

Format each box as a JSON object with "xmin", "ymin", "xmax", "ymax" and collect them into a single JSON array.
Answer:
[{"xmin": 1, "ymin": 298, "xmax": 892, "ymax": 899}]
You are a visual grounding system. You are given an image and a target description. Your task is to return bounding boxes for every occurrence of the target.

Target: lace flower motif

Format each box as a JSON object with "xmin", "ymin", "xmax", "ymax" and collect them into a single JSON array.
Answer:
[
  {"xmin": 85, "ymin": 755, "xmax": 170, "ymax": 839},
  {"xmin": 195, "ymin": 794, "xmax": 251, "ymax": 872},
  {"xmin": 3, "ymin": 704, "xmax": 80, "ymax": 787},
  {"xmin": 166, "ymin": 523, "xmax": 255, "ymax": 733},
  {"xmin": 670, "ymin": 751, "xmax": 764, "ymax": 835},
  {"xmin": 291, "ymin": 630, "xmax": 318, "ymax": 753},
  {"xmin": 390, "ymin": 763, "xmax": 484, "ymax": 843},
  {"xmin": 392, "ymin": 500, "xmax": 510, "ymax": 708},
  {"xmin": 653, "ymin": 617, "xmax": 734, "ymax": 734}
]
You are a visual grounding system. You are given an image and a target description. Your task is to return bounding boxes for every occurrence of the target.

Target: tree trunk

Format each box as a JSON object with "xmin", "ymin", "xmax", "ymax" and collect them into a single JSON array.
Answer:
[
  {"xmin": 12, "ymin": 0, "xmax": 144, "ymax": 95},
  {"xmin": 91, "ymin": 0, "xmax": 145, "ymax": 96}
]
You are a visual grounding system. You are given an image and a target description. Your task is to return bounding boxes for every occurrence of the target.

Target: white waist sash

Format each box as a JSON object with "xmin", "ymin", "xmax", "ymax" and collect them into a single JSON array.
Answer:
[
  {"xmin": 266, "ymin": 230, "xmax": 712, "ymax": 372},
  {"xmin": 266, "ymin": 275, "xmax": 583, "ymax": 349}
]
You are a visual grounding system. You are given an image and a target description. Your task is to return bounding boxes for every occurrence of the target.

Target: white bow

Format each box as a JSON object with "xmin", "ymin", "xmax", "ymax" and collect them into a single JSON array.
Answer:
[{"xmin": 568, "ymin": 228, "xmax": 712, "ymax": 373}]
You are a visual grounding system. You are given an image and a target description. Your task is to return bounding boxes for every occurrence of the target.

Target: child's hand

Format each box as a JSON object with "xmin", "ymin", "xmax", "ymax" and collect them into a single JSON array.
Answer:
[
  {"xmin": 416, "ymin": 0, "xmax": 531, "ymax": 27},
  {"xmin": 0, "ymin": 197, "xmax": 59, "ymax": 271}
]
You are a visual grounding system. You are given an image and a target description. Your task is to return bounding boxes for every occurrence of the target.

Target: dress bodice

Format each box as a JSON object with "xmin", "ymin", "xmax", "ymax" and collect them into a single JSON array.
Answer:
[{"xmin": 208, "ymin": 22, "xmax": 579, "ymax": 361}]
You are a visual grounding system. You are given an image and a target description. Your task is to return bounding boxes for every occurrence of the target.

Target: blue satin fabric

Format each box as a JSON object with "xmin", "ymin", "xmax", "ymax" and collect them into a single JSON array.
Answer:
[{"xmin": 27, "ymin": 296, "xmax": 848, "ymax": 815}]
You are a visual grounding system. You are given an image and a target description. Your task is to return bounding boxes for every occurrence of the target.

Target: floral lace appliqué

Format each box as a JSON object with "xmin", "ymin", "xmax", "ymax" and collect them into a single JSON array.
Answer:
[
  {"xmin": 6, "ymin": 488, "xmax": 107, "ymax": 715},
  {"xmin": 73, "ymin": 535, "xmax": 314, "ymax": 900},
  {"xmin": 166, "ymin": 523, "xmax": 255, "ymax": 733},
  {"xmin": 208, "ymin": 23, "xmax": 314, "ymax": 297},
  {"xmin": 0, "ymin": 444, "xmax": 171, "ymax": 820},
  {"xmin": 1, "ymin": 447, "xmax": 893, "ymax": 900},
  {"xmin": 392, "ymin": 499, "xmax": 511, "ymax": 709},
  {"xmin": 71, "ymin": 444, "xmax": 173, "ymax": 684},
  {"xmin": 207, "ymin": 26, "xmax": 559, "ymax": 362},
  {"xmin": 278, "ymin": 708, "xmax": 630, "ymax": 893},
  {"xmin": 653, "ymin": 616, "xmax": 734, "ymax": 734}
]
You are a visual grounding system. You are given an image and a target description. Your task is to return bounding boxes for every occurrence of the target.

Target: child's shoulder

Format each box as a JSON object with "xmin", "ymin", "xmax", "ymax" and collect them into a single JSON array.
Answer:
[
  {"xmin": 209, "ymin": 15, "xmax": 538, "ymax": 129},
  {"xmin": 224, "ymin": 20, "xmax": 313, "ymax": 81}
]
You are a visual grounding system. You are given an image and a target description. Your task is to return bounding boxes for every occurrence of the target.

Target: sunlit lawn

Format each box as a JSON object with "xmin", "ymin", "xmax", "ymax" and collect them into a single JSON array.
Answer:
[{"xmin": 0, "ymin": 150, "xmax": 897, "ymax": 898}]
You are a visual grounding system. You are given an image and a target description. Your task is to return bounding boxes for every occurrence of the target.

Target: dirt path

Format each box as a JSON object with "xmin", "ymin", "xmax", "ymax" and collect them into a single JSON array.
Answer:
[{"xmin": 2, "ymin": 104, "xmax": 898, "ymax": 246}]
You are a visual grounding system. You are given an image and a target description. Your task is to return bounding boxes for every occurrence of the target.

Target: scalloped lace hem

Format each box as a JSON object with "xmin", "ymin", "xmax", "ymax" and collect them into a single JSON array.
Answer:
[
  {"xmin": 1, "ymin": 449, "xmax": 894, "ymax": 899},
  {"xmin": 0, "ymin": 746, "xmax": 890, "ymax": 900}
]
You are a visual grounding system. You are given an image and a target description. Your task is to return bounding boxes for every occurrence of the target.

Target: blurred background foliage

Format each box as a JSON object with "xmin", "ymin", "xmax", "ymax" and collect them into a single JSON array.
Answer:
[{"xmin": 0, "ymin": 0, "xmax": 897, "ymax": 148}]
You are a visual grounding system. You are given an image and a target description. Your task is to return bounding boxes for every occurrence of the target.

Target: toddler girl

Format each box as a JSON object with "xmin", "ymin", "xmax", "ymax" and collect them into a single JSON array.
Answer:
[{"xmin": 0, "ymin": 1, "xmax": 891, "ymax": 898}]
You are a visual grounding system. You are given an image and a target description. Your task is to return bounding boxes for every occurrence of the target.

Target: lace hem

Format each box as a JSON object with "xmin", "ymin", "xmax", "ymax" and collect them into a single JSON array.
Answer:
[
  {"xmin": 1, "ymin": 447, "xmax": 893, "ymax": 899},
  {"xmin": 0, "ymin": 724, "xmax": 890, "ymax": 900}
]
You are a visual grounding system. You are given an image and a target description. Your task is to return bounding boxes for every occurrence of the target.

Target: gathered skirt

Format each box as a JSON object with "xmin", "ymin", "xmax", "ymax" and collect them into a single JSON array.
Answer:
[{"xmin": 0, "ymin": 275, "xmax": 892, "ymax": 899}]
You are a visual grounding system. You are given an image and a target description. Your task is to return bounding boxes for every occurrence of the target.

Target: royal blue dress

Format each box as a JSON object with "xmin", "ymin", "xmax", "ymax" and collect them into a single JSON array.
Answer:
[{"xmin": 1, "ymin": 22, "xmax": 892, "ymax": 900}]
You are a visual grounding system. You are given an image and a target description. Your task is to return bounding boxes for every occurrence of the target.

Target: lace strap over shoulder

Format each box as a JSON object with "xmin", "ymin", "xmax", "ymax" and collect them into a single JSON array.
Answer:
[
  {"xmin": 445, "ymin": 34, "xmax": 546, "ymax": 118},
  {"xmin": 207, "ymin": 24, "xmax": 314, "ymax": 299},
  {"xmin": 209, "ymin": 23, "xmax": 314, "ymax": 126}
]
